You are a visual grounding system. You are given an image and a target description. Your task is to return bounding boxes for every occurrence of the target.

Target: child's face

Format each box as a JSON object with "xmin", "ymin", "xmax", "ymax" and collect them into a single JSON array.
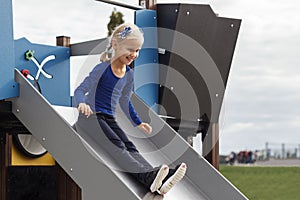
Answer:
[{"xmin": 114, "ymin": 39, "xmax": 142, "ymax": 66}]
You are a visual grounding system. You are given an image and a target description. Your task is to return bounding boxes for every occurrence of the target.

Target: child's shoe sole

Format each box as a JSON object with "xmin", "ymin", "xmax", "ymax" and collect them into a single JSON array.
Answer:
[
  {"xmin": 159, "ymin": 163, "xmax": 187, "ymax": 195},
  {"xmin": 150, "ymin": 165, "xmax": 169, "ymax": 192}
]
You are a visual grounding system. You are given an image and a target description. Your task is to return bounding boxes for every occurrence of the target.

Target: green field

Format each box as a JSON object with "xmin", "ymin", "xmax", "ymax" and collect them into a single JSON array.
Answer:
[{"xmin": 220, "ymin": 165, "xmax": 300, "ymax": 200}]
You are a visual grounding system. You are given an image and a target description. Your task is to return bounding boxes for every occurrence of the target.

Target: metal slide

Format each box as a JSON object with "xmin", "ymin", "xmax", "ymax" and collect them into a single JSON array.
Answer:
[{"xmin": 11, "ymin": 69, "xmax": 248, "ymax": 200}]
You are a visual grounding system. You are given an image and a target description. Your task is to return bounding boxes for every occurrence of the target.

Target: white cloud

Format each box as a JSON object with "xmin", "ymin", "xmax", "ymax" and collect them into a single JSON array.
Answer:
[
  {"xmin": 214, "ymin": 0, "xmax": 300, "ymax": 154},
  {"xmin": 13, "ymin": 0, "xmax": 135, "ymax": 44}
]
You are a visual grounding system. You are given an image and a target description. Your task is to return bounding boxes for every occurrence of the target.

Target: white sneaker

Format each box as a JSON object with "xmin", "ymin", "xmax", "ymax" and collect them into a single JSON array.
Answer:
[
  {"xmin": 159, "ymin": 163, "xmax": 187, "ymax": 195},
  {"xmin": 150, "ymin": 165, "xmax": 169, "ymax": 192},
  {"xmin": 142, "ymin": 192, "xmax": 164, "ymax": 200}
]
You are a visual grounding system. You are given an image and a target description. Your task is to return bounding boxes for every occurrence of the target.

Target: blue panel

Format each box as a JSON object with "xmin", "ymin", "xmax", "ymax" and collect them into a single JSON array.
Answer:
[
  {"xmin": 0, "ymin": 0, "xmax": 18, "ymax": 100},
  {"xmin": 135, "ymin": 10, "xmax": 159, "ymax": 112},
  {"xmin": 14, "ymin": 38, "xmax": 71, "ymax": 106}
]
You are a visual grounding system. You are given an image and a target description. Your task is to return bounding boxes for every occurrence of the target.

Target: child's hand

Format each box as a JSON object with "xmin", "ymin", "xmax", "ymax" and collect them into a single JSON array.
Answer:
[
  {"xmin": 78, "ymin": 103, "xmax": 93, "ymax": 117},
  {"xmin": 138, "ymin": 122, "xmax": 152, "ymax": 134}
]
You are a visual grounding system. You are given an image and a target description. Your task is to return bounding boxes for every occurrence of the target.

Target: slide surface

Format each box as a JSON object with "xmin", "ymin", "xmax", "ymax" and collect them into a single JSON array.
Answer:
[{"xmin": 11, "ymin": 69, "xmax": 248, "ymax": 200}]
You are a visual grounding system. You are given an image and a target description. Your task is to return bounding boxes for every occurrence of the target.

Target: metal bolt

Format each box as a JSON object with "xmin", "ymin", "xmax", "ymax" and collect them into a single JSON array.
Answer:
[
  {"xmin": 16, "ymin": 109, "xmax": 20, "ymax": 113},
  {"xmin": 42, "ymin": 137, "xmax": 46, "ymax": 141},
  {"xmin": 170, "ymin": 87, "xmax": 174, "ymax": 90},
  {"xmin": 70, "ymin": 168, "xmax": 73, "ymax": 172},
  {"xmin": 186, "ymin": 11, "xmax": 190, "ymax": 16},
  {"xmin": 216, "ymin": 93, "xmax": 219, "ymax": 97},
  {"xmin": 230, "ymin": 23, "xmax": 234, "ymax": 28},
  {"xmin": 154, "ymin": 16, "xmax": 156, "ymax": 20},
  {"xmin": 175, "ymin": 9, "xmax": 178, "ymax": 13},
  {"xmin": 140, "ymin": 0, "xmax": 146, "ymax": 8},
  {"xmin": 158, "ymin": 48, "xmax": 166, "ymax": 55}
]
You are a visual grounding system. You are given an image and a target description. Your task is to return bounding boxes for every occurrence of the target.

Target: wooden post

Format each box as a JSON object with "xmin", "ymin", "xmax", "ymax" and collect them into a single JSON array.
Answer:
[
  {"xmin": 56, "ymin": 36, "xmax": 81, "ymax": 200},
  {"xmin": 0, "ymin": 134, "xmax": 12, "ymax": 200},
  {"xmin": 203, "ymin": 123, "xmax": 220, "ymax": 170},
  {"xmin": 56, "ymin": 36, "xmax": 71, "ymax": 47},
  {"xmin": 0, "ymin": 133, "xmax": 7, "ymax": 200},
  {"xmin": 56, "ymin": 164, "xmax": 82, "ymax": 200},
  {"xmin": 139, "ymin": 0, "xmax": 157, "ymax": 10}
]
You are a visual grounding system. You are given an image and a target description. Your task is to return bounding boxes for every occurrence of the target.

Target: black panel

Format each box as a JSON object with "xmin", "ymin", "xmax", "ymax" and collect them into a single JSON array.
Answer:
[
  {"xmin": 211, "ymin": 17, "xmax": 241, "ymax": 84},
  {"xmin": 0, "ymin": 101, "xmax": 30, "ymax": 134},
  {"xmin": 158, "ymin": 85, "xmax": 181, "ymax": 117},
  {"xmin": 160, "ymin": 53, "xmax": 211, "ymax": 119},
  {"xmin": 157, "ymin": 4, "xmax": 179, "ymax": 32},
  {"xmin": 157, "ymin": 4, "xmax": 180, "ymax": 68},
  {"xmin": 7, "ymin": 166, "xmax": 57, "ymax": 200},
  {"xmin": 157, "ymin": 4, "xmax": 241, "ymax": 125},
  {"xmin": 175, "ymin": 4, "xmax": 217, "ymax": 63},
  {"xmin": 167, "ymin": 4, "xmax": 241, "ymax": 86}
]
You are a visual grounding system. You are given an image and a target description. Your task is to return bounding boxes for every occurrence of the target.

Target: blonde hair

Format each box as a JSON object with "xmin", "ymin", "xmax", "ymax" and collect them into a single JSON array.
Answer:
[{"xmin": 100, "ymin": 23, "xmax": 144, "ymax": 62}]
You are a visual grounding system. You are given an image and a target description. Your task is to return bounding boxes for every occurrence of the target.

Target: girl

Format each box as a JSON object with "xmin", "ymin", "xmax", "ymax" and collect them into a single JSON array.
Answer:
[{"xmin": 74, "ymin": 23, "xmax": 186, "ymax": 195}]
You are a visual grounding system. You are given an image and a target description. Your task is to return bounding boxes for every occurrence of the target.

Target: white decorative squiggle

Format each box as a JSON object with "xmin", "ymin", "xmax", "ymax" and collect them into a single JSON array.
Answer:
[{"xmin": 30, "ymin": 55, "xmax": 55, "ymax": 80}]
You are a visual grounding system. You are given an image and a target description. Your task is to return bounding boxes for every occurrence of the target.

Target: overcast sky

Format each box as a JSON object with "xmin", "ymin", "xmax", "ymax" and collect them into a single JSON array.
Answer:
[{"xmin": 12, "ymin": 0, "xmax": 300, "ymax": 154}]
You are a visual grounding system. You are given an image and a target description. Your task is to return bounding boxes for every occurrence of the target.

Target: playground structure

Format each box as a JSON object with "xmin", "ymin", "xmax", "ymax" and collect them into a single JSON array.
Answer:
[{"xmin": 0, "ymin": 0, "xmax": 246, "ymax": 199}]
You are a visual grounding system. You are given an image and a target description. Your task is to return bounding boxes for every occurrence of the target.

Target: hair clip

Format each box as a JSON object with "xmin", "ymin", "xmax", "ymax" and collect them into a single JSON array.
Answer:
[{"xmin": 118, "ymin": 27, "xmax": 132, "ymax": 39}]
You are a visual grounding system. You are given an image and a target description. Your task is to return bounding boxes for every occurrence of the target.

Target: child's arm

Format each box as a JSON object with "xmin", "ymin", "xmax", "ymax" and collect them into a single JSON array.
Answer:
[
  {"xmin": 74, "ymin": 64, "xmax": 103, "ymax": 116},
  {"xmin": 137, "ymin": 122, "xmax": 152, "ymax": 134},
  {"xmin": 74, "ymin": 68, "xmax": 98, "ymax": 105},
  {"xmin": 77, "ymin": 103, "xmax": 93, "ymax": 117},
  {"xmin": 119, "ymin": 84, "xmax": 142, "ymax": 126},
  {"xmin": 120, "ymin": 97, "xmax": 152, "ymax": 134},
  {"xmin": 119, "ymin": 71, "xmax": 152, "ymax": 134}
]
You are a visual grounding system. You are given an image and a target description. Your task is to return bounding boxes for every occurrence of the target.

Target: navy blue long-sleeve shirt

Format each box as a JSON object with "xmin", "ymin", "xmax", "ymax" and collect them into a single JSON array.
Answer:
[{"xmin": 74, "ymin": 61, "xmax": 142, "ymax": 126}]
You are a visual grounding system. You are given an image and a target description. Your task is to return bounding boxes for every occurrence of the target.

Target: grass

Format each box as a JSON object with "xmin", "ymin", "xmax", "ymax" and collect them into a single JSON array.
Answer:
[{"xmin": 220, "ymin": 165, "xmax": 300, "ymax": 200}]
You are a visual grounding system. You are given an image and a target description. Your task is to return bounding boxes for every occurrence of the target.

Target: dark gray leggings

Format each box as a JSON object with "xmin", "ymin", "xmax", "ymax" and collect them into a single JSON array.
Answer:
[{"xmin": 74, "ymin": 113, "xmax": 157, "ymax": 188}]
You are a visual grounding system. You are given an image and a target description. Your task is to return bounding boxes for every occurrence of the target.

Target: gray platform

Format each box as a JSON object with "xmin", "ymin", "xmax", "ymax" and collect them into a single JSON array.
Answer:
[{"xmin": 11, "ymin": 69, "xmax": 248, "ymax": 200}]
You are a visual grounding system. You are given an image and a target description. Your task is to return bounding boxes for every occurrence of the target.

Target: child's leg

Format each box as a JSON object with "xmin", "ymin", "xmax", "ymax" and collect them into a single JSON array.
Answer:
[
  {"xmin": 75, "ymin": 114, "xmax": 147, "ymax": 173},
  {"xmin": 103, "ymin": 116, "xmax": 153, "ymax": 170},
  {"xmin": 104, "ymin": 116, "xmax": 138, "ymax": 152},
  {"xmin": 130, "ymin": 152, "xmax": 153, "ymax": 170},
  {"xmin": 75, "ymin": 114, "xmax": 169, "ymax": 192},
  {"xmin": 111, "ymin": 129, "xmax": 138, "ymax": 153}
]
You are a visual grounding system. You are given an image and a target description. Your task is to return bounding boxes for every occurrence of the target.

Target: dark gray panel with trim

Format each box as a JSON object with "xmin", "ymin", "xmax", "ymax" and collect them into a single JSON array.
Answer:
[{"xmin": 157, "ymin": 4, "xmax": 241, "ymax": 127}]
